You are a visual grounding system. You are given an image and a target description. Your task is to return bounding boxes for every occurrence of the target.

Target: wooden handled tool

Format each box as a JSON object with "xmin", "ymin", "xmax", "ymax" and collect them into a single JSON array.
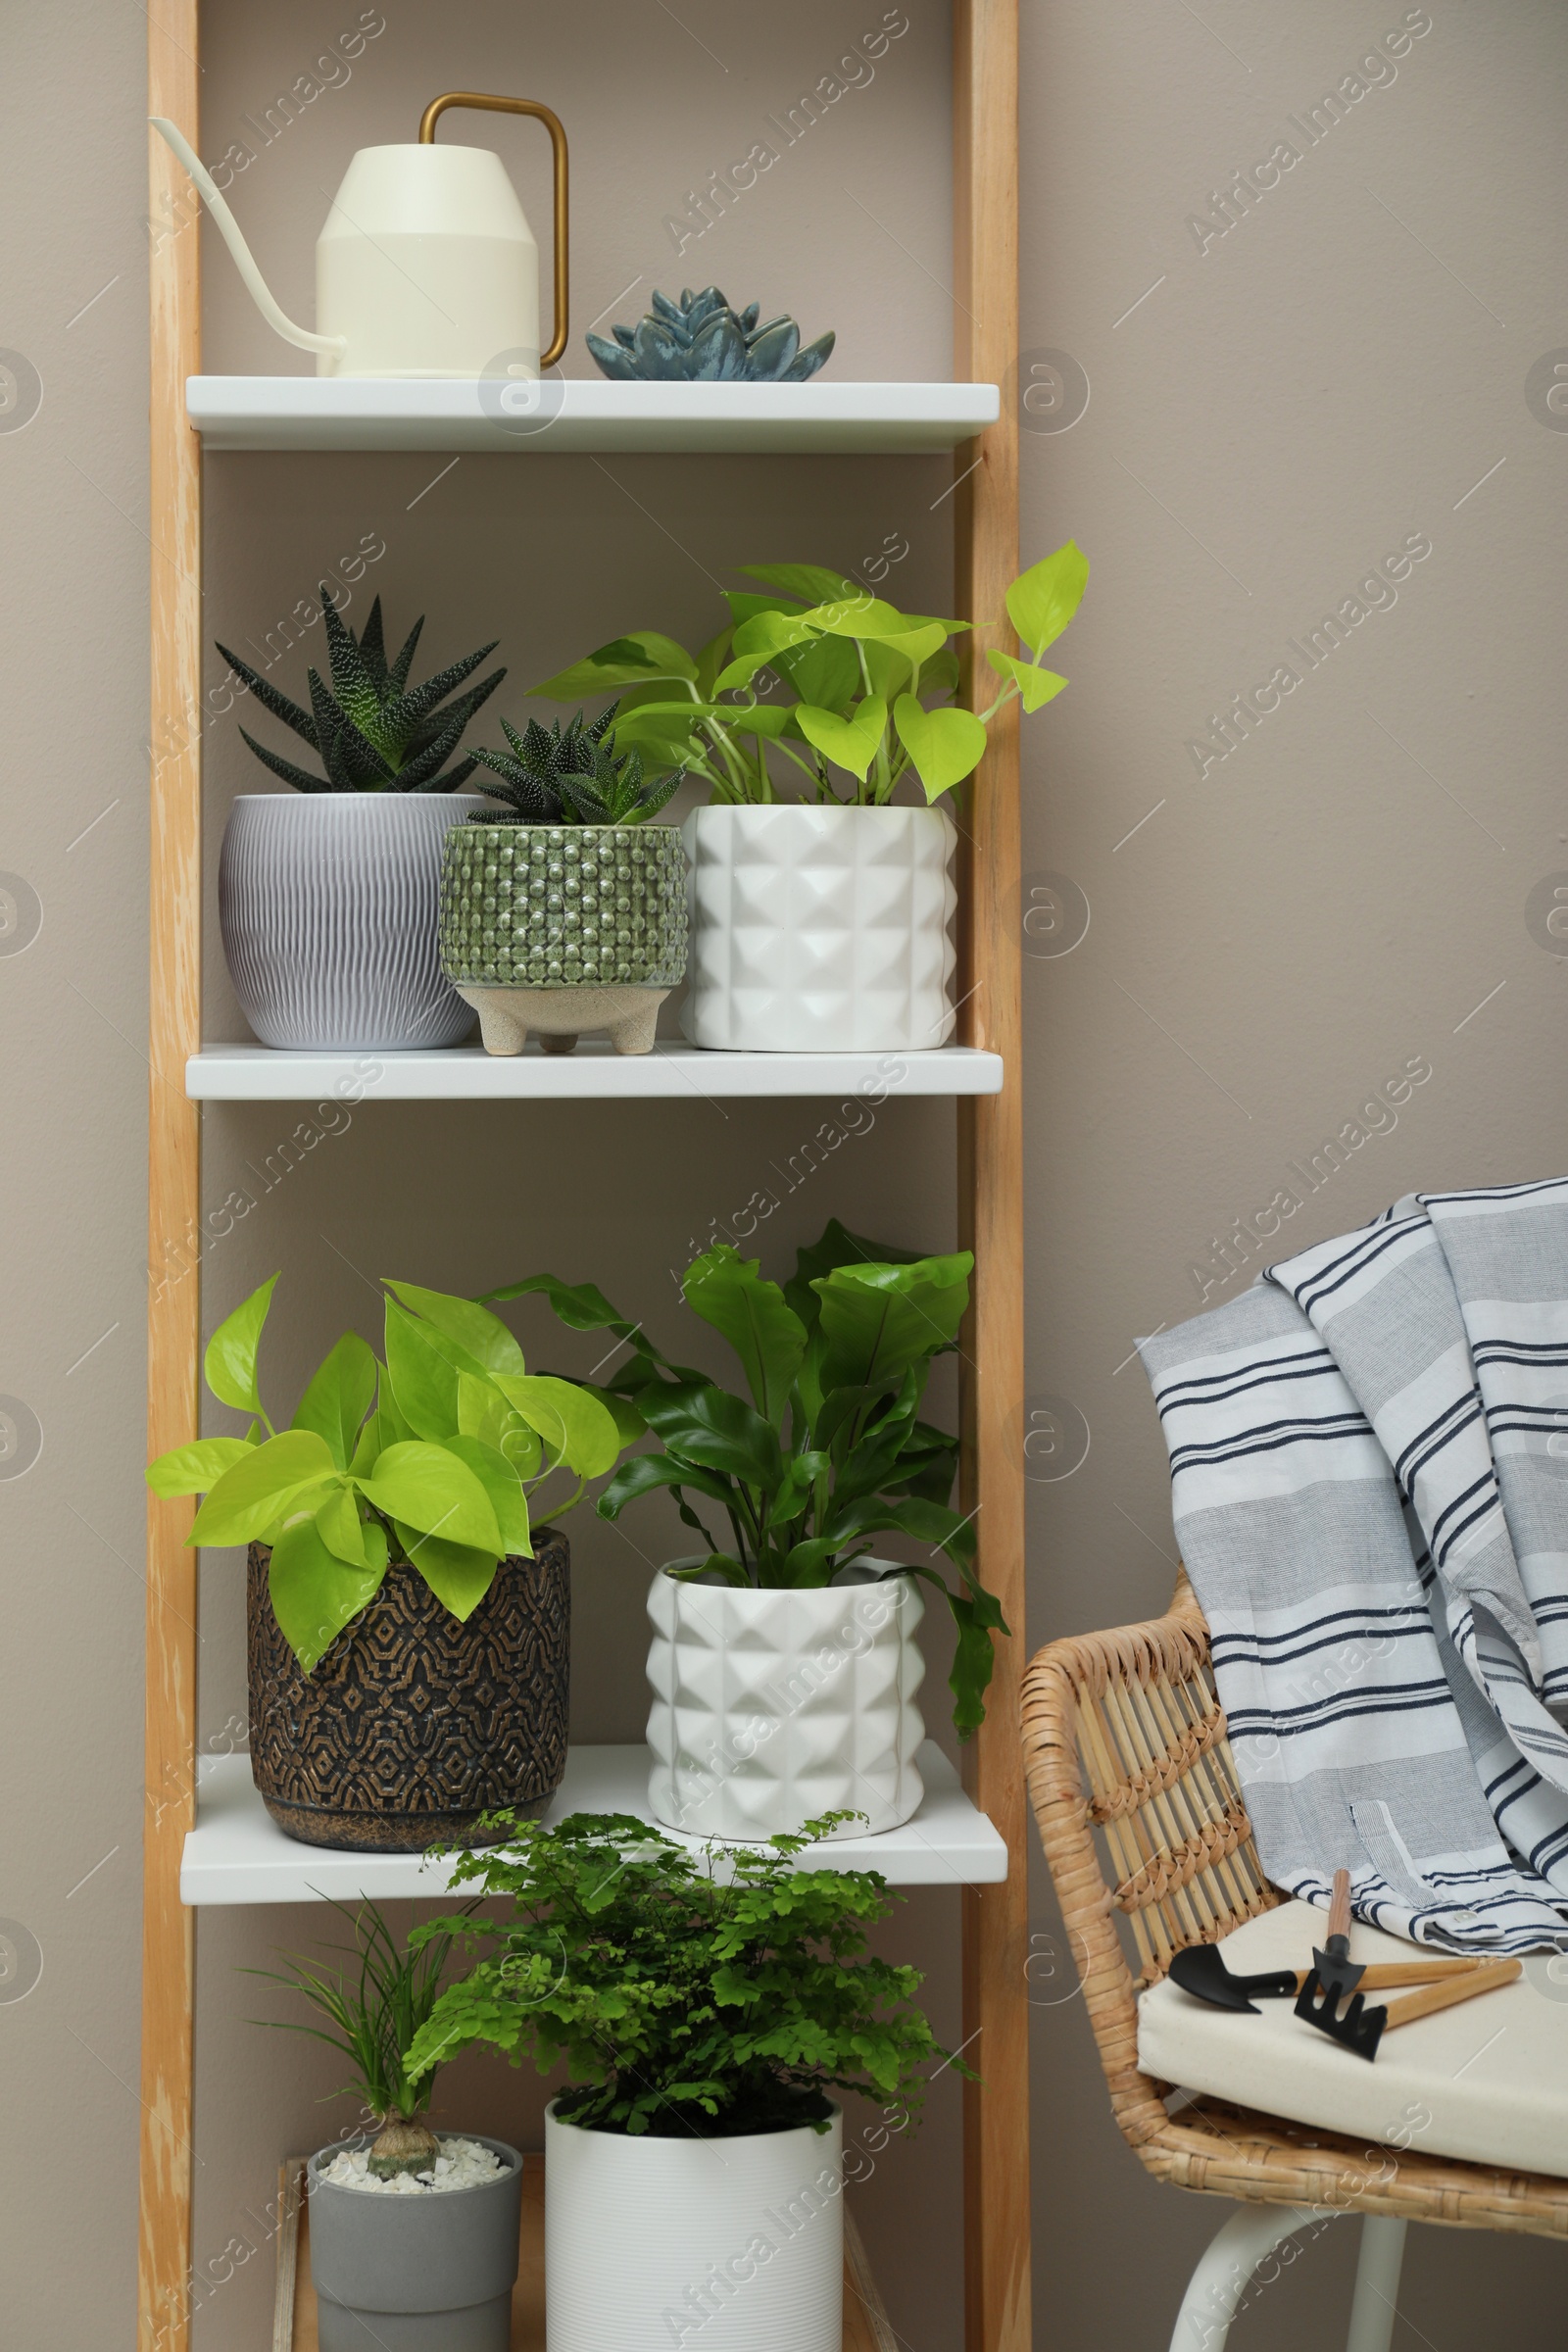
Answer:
[
  {"xmin": 1312, "ymin": 1866, "xmax": 1364, "ymax": 1999},
  {"xmin": 1297, "ymin": 1955, "xmax": 1520, "ymax": 2061},
  {"xmin": 1379, "ymin": 1958, "xmax": 1521, "ymax": 2031}
]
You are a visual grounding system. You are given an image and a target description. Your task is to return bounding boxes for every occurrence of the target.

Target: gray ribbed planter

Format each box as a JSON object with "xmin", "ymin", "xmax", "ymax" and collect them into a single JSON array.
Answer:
[
  {"xmin": 438, "ymin": 821, "xmax": 687, "ymax": 1054},
  {"xmin": 307, "ymin": 2134, "xmax": 523, "ymax": 2352},
  {"xmin": 219, "ymin": 793, "xmax": 487, "ymax": 1051}
]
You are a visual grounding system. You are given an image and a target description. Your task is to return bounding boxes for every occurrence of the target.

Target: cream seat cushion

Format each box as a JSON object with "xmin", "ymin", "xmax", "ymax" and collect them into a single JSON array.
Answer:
[{"xmin": 1137, "ymin": 1899, "xmax": 1568, "ymax": 2180}]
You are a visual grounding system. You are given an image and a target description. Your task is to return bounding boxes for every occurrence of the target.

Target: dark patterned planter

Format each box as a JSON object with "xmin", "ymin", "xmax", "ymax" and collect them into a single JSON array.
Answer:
[{"xmin": 246, "ymin": 1533, "xmax": 569, "ymax": 1852}]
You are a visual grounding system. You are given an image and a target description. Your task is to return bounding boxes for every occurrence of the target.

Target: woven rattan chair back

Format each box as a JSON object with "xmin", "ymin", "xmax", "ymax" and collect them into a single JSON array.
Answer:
[{"xmin": 1020, "ymin": 1574, "xmax": 1568, "ymax": 2237}]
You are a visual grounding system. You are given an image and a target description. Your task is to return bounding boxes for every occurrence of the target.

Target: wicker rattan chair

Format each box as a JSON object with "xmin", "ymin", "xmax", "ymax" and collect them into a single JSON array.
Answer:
[{"xmin": 1021, "ymin": 1572, "xmax": 1568, "ymax": 2351}]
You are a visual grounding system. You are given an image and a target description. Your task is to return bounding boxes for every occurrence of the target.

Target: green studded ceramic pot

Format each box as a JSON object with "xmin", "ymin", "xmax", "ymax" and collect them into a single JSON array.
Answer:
[{"xmin": 438, "ymin": 822, "xmax": 689, "ymax": 992}]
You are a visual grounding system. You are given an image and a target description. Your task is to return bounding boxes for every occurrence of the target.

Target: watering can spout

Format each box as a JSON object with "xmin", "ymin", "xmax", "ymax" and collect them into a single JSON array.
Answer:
[{"xmin": 150, "ymin": 118, "xmax": 348, "ymax": 361}]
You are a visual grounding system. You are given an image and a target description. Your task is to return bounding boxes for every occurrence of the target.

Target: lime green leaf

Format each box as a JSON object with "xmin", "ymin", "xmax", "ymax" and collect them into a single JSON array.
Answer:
[
  {"xmin": 291, "ymin": 1332, "xmax": 377, "ymax": 1470},
  {"xmin": 985, "ymin": 649, "xmax": 1069, "ymax": 713},
  {"xmin": 146, "ymin": 1435, "xmax": 255, "ymax": 1498},
  {"xmin": 314, "ymin": 1484, "xmax": 372, "ymax": 1569},
  {"xmin": 189, "ymin": 1429, "xmax": 338, "ymax": 1546},
  {"xmin": 740, "ymin": 563, "xmax": 857, "ymax": 605},
  {"xmin": 802, "ymin": 593, "xmax": 907, "ymax": 640},
  {"xmin": 384, "ymin": 1282, "xmax": 525, "ymax": 1377},
  {"xmin": 360, "ymin": 1442, "xmax": 503, "ymax": 1551},
  {"xmin": 445, "ymin": 1434, "xmax": 533, "ymax": 1557},
  {"xmin": 269, "ymin": 1515, "xmax": 385, "ymax": 1673},
  {"xmin": 694, "ymin": 624, "xmax": 736, "ymax": 699},
  {"xmin": 391, "ymin": 1520, "xmax": 500, "ymax": 1620},
  {"xmin": 204, "ymin": 1274, "xmax": 278, "ymax": 1418},
  {"xmin": 492, "ymin": 1374, "xmax": 620, "ymax": 1478},
  {"xmin": 383, "ymin": 1299, "xmax": 461, "ymax": 1441},
  {"xmin": 874, "ymin": 622, "xmax": 949, "ymax": 684},
  {"xmin": 1005, "ymin": 541, "xmax": 1088, "ymax": 660},
  {"xmin": 529, "ymin": 631, "xmax": 696, "ymax": 700},
  {"xmin": 892, "ymin": 698, "xmax": 988, "ymax": 798},
  {"xmin": 579, "ymin": 1383, "xmax": 647, "ymax": 1446},
  {"xmin": 794, "ymin": 697, "xmax": 887, "ymax": 782},
  {"xmin": 456, "ymin": 1370, "xmax": 544, "ymax": 1480}
]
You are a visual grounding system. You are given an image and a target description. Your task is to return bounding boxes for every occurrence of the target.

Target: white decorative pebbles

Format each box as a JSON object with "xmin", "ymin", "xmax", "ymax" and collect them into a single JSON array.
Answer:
[{"xmin": 318, "ymin": 2135, "xmax": 508, "ymax": 2195}]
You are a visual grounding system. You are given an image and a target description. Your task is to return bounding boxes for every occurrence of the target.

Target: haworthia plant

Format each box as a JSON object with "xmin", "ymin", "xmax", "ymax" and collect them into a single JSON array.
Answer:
[{"xmin": 217, "ymin": 591, "xmax": 505, "ymax": 793}]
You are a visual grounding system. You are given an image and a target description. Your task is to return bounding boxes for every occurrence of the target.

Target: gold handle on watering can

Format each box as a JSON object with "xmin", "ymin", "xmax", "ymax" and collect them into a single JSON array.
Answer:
[{"xmin": 418, "ymin": 91, "xmax": 569, "ymax": 368}]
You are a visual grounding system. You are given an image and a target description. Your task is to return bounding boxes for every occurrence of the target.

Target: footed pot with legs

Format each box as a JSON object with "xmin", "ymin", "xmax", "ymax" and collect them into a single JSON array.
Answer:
[
  {"xmin": 147, "ymin": 1274, "xmax": 629, "ymax": 1849},
  {"xmin": 441, "ymin": 698, "xmax": 688, "ymax": 1054}
]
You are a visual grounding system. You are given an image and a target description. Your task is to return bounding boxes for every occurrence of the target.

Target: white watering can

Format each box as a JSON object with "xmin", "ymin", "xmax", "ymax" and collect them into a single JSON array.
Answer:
[{"xmin": 152, "ymin": 92, "xmax": 568, "ymax": 379}]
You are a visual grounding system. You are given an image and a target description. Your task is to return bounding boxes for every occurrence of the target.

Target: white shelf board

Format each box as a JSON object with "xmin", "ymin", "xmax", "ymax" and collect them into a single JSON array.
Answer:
[
  {"xmin": 186, "ymin": 375, "xmax": 1001, "ymax": 455},
  {"xmin": 180, "ymin": 1741, "xmax": 1008, "ymax": 1904},
  {"xmin": 186, "ymin": 1041, "xmax": 1003, "ymax": 1102}
]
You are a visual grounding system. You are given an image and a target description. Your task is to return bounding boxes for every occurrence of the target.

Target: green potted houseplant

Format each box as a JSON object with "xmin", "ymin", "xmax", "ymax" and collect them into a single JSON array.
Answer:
[
  {"xmin": 525, "ymin": 543, "xmax": 1088, "ymax": 1051},
  {"xmin": 252, "ymin": 1896, "xmax": 524, "ymax": 2350},
  {"xmin": 146, "ymin": 1274, "xmax": 628, "ymax": 1850},
  {"xmin": 438, "ymin": 701, "xmax": 689, "ymax": 1056},
  {"xmin": 488, "ymin": 1219, "xmax": 1004, "ymax": 1839},
  {"xmin": 216, "ymin": 589, "xmax": 506, "ymax": 1051},
  {"xmin": 404, "ymin": 1809, "xmax": 961, "ymax": 2352}
]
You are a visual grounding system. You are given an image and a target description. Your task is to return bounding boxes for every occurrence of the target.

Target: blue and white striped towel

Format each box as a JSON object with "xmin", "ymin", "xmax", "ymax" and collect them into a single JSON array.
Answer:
[{"xmin": 1139, "ymin": 1178, "xmax": 1568, "ymax": 1951}]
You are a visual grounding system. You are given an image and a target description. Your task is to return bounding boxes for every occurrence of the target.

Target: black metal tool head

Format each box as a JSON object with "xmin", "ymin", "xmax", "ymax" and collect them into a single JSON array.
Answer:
[
  {"xmin": 1294, "ymin": 1968, "xmax": 1387, "ymax": 2061},
  {"xmin": 1168, "ymin": 1944, "xmax": 1298, "ymax": 2014}
]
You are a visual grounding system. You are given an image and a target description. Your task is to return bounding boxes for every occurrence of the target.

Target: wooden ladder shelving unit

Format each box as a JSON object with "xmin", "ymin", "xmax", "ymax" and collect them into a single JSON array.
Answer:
[{"xmin": 139, "ymin": 1, "xmax": 1026, "ymax": 2344}]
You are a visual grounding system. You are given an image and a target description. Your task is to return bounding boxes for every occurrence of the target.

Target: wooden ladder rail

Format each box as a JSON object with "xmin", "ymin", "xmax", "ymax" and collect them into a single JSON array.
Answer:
[
  {"xmin": 141, "ymin": 1, "xmax": 203, "ymax": 2345},
  {"xmin": 955, "ymin": 0, "xmax": 1029, "ymax": 2347}
]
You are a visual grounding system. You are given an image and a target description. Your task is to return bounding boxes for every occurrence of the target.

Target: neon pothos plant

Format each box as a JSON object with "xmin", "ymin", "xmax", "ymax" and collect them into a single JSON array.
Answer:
[
  {"xmin": 487, "ymin": 1220, "xmax": 1006, "ymax": 1734},
  {"xmin": 525, "ymin": 541, "xmax": 1087, "ymax": 807},
  {"xmin": 145, "ymin": 1279, "xmax": 627, "ymax": 1673},
  {"xmin": 404, "ymin": 1810, "xmax": 963, "ymax": 2139}
]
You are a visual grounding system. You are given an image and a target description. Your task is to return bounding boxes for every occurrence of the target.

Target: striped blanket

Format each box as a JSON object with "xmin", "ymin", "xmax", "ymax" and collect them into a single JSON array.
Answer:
[{"xmin": 1139, "ymin": 1178, "xmax": 1568, "ymax": 1951}]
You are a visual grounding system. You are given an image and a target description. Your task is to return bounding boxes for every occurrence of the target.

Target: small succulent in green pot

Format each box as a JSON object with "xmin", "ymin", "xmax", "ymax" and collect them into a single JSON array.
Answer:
[
  {"xmin": 439, "ymin": 698, "xmax": 689, "ymax": 1059},
  {"xmin": 146, "ymin": 1274, "xmax": 631, "ymax": 1850}
]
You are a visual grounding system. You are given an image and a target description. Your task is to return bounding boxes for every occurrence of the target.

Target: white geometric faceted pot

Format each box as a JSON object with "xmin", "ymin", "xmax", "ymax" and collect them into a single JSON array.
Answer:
[
  {"xmin": 681, "ymin": 804, "xmax": 956, "ymax": 1053},
  {"xmin": 219, "ymin": 792, "xmax": 485, "ymax": 1051},
  {"xmin": 646, "ymin": 1564, "xmax": 925, "ymax": 1841},
  {"xmin": 546, "ymin": 2101, "xmax": 843, "ymax": 2352}
]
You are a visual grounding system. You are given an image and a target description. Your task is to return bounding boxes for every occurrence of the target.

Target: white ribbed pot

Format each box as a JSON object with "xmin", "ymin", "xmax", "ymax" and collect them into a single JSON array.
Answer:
[
  {"xmin": 646, "ymin": 1564, "xmax": 925, "ymax": 1841},
  {"xmin": 545, "ymin": 2102, "xmax": 843, "ymax": 2352},
  {"xmin": 219, "ymin": 793, "xmax": 485, "ymax": 1050},
  {"xmin": 681, "ymin": 804, "xmax": 956, "ymax": 1052}
]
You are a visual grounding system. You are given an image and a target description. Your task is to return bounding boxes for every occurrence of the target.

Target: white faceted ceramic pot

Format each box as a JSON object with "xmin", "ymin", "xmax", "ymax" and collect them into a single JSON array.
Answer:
[
  {"xmin": 646, "ymin": 1564, "xmax": 925, "ymax": 1840},
  {"xmin": 545, "ymin": 2101, "xmax": 843, "ymax": 2352},
  {"xmin": 681, "ymin": 804, "xmax": 956, "ymax": 1052},
  {"xmin": 219, "ymin": 793, "xmax": 484, "ymax": 1051}
]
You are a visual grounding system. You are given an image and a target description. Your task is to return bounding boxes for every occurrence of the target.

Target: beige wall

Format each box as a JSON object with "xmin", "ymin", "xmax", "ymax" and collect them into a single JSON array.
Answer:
[{"xmin": 6, "ymin": 0, "xmax": 1568, "ymax": 2343}]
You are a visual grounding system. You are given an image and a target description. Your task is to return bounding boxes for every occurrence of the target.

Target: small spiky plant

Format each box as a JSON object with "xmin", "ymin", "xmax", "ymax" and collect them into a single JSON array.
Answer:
[
  {"xmin": 245, "ymin": 1895, "xmax": 477, "ymax": 2180},
  {"xmin": 217, "ymin": 590, "xmax": 505, "ymax": 793},
  {"xmin": 469, "ymin": 702, "xmax": 683, "ymax": 824}
]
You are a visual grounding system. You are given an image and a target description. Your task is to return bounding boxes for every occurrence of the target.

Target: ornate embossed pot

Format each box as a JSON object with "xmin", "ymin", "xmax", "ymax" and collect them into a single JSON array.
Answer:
[{"xmin": 246, "ymin": 1533, "xmax": 569, "ymax": 1851}]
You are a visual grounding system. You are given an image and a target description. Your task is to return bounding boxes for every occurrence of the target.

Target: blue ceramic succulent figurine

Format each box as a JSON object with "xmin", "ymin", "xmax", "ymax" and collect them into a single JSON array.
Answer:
[{"xmin": 586, "ymin": 286, "xmax": 835, "ymax": 383}]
